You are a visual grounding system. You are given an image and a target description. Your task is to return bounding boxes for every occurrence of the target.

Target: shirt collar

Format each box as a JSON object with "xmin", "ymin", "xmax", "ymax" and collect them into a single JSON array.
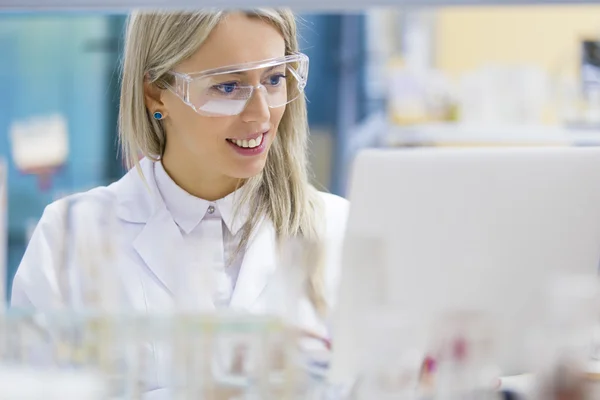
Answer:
[{"xmin": 153, "ymin": 160, "xmax": 247, "ymax": 235}]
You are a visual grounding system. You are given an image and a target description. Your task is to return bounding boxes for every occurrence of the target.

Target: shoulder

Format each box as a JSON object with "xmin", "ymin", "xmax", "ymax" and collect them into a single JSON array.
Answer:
[
  {"xmin": 41, "ymin": 184, "xmax": 118, "ymax": 222},
  {"xmin": 318, "ymin": 191, "xmax": 350, "ymax": 215},
  {"xmin": 22, "ymin": 182, "xmax": 119, "ymax": 256},
  {"xmin": 317, "ymin": 191, "xmax": 350, "ymax": 238},
  {"xmin": 10, "ymin": 184, "xmax": 111, "ymax": 308},
  {"xmin": 42, "ymin": 158, "xmax": 154, "ymax": 223},
  {"xmin": 313, "ymin": 191, "xmax": 349, "ymax": 314}
]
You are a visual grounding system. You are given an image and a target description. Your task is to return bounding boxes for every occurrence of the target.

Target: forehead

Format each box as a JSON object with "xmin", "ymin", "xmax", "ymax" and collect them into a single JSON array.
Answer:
[{"xmin": 178, "ymin": 13, "xmax": 286, "ymax": 73}]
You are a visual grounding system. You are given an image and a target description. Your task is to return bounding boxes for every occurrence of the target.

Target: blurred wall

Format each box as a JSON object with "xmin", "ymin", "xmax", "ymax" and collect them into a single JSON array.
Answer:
[
  {"xmin": 434, "ymin": 5, "xmax": 600, "ymax": 125},
  {"xmin": 0, "ymin": 14, "xmax": 124, "ymax": 292},
  {"xmin": 297, "ymin": 15, "xmax": 341, "ymax": 191},
  {"xmin": 435, "ymin": 5, "xmax": 600, "ymax": 79}
]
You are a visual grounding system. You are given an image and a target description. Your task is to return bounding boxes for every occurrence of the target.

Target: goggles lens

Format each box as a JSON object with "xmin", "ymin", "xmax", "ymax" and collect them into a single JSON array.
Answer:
[{"xmin": 167, "ymin": 54, "xmax": 308, "ymax": 117}]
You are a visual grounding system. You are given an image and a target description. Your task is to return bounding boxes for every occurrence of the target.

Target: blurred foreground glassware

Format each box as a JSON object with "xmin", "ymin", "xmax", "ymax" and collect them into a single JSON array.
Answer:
[
  {"xmin": 59, "ymin": 195, "xmax": 135, "ymax": 396},
  {"xmin": 59, "ymin": 195, "xmax": 122, "ymax": 312},
  {"xmin": 352, "ymin": 308, "xmax": 422, "ymax": 400},
  {"xmin": 167, "ymin": 229, "xmax": 329, "ymax": 399},
  {"xmin": 0, "ymin": 365, "xmax": 106, "ymax": 400},
  {"xmin": 169, "ymin": 313, "xmax": 303, "ymax": 400},
  {"xmin": 0, "ymin": 195, "xmax": 151, "ymax": 397},
  {"xmin": 275, "ymin": 236, "xmax": 335, "ymax": 399},
  {"xmin": 170, "ymin": 313, "xmax": 214, "ymax": 399},
  {"xmin": 0, "ymin": 206, "xmax": 339, "ymax": 399},
  {"xmin": 268, "ymin": 236, "xmax": 315, "ymax": 326},
  {"xmin": 8, "ymin": 114, "xmax": 69, "ymax": 191},
  {"xmin": 0, "ymin": 310, "xmax": 150, "ymax": 398},
  {"xmin": 0, "ymin": 157, "xmax": 6, "ymax": 313},
  {"xmin": 429, "ymin": 311, "xmax": 501, "ymax": 400},
  {"xmin": 529, "ymin": 274, "xmax": 599, "ymax": 400}
]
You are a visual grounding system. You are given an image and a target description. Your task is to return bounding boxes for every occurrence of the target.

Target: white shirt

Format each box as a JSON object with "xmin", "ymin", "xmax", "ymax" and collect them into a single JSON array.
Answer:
[{"xmin": 153, "ymin": 161, "xmax": 246, "ymax": 308}]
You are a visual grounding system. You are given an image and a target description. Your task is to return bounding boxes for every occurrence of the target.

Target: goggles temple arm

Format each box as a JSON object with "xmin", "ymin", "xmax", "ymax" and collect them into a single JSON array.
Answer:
[
  {"xmin": 164, "ymin": 73, "xmax": 192, "ymax": 105},
  {"xmin": 287, "ymin": 65, "xmax": 305, "ymax": 88}
]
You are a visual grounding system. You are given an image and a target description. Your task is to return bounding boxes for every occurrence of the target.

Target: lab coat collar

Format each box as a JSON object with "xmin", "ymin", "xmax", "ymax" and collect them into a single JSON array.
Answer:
[
  {"xmin": 218, "ymin": 189, "xmax": 248, "ymax": 236},
  {"xmin": 153, "ymin": 160, "xmax": 210, "ymax": 234},
  {"xmin": 155, "ymin": 160, "xmax": 249, "ymax": 235},
  {"xmin": 113, "ymin": 158, "xmax": 162, "ymax": 224},
  {"xmin": 114, "ymin": 158, "xmax": 246, "ymax": 229},
  {"xmin": 126, "ymin": 158, "xmax": 247, "ymax": 235},
  {"xmin": 114, "ymin": 158, "xmax": 186, "ymax": 299}
]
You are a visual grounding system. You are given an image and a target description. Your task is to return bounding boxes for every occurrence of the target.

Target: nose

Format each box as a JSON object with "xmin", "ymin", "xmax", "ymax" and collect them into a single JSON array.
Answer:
[{"xmin": 240, "ymin": 86, "xmax": 270, "ymax": 123}]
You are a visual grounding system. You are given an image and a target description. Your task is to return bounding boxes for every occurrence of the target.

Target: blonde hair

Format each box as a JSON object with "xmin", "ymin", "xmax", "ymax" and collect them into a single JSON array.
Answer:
[{"xmin": 119, "ymin": 9, "xmax": 327, "ymax": 314}]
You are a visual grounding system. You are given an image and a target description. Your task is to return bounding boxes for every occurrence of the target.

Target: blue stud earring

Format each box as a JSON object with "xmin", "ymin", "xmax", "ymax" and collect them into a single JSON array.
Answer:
[{"xmin": 153, "ymin": 111, "xmax": 163, "ymax": 120}]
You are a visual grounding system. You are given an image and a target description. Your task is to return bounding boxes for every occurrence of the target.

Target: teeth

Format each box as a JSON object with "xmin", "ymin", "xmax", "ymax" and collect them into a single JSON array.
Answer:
[{"xmin": 230, "ymin": 134, "xmax": 263, "ymax": 149}]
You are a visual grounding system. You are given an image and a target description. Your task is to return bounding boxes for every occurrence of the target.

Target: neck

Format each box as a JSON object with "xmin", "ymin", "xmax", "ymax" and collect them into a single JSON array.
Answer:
[{"xmin": 161, "ymin": 151, "xmax": 240, "ymax": 202}]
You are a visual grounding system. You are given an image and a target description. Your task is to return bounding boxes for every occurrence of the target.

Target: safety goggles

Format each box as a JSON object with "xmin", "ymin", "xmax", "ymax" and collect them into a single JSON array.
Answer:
[{"xmin": 164, "ymin": 52, "xmax": 309, "ymax": 117}]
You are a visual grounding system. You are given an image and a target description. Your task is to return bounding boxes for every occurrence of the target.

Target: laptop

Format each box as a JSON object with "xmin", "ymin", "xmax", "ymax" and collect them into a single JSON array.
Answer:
[{"xmin": 329, "ymin": 147, "xmax": 600, "ymax": 387}]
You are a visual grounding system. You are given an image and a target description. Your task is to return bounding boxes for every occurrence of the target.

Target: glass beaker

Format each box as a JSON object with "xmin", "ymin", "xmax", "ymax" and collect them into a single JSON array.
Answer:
[
  {"xmin": 428, "ymin": 310, "xmax": 501, "ymax": 400},
  {"xmin": 529, "ymin": 274, "xmax": 599, "ymax": 400},
  {"xmin": 353, "ymin": 308, "xmax": 423, "ymax": 400}
]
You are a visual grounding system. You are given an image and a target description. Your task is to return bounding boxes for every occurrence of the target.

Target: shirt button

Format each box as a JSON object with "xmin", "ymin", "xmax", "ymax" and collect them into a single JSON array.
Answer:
[{"xmin": 207, "ymin": 205, "xmax": 215, "ymax": 214}]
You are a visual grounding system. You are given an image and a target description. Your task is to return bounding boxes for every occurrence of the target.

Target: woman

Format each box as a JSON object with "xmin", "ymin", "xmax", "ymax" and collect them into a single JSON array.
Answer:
[{"xmin": 11, "ymin": 8, "xmax": 349, "ymax": 392}]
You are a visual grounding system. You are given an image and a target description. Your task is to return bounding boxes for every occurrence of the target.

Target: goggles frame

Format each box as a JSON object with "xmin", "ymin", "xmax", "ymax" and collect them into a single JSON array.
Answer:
[{"xmin": 164, "ymin": 52, "xmax": 309, "ymax": 116}]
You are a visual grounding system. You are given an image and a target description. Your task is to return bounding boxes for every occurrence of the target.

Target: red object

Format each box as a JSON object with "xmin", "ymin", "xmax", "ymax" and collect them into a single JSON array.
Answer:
[
  {"xmin": 423, "ymin": 356, "xmax": 437, "ymax": 373},
  {"xmin": 453, "ymin": 337, "xmax": 468, "ymax": 361},
  {"xmin": 299, "ymin": 329, "xmax": 332, "ymax": 350},
  {"xmin": 20, "ymin": 165, "xmax": 63, "ymax": 191}
]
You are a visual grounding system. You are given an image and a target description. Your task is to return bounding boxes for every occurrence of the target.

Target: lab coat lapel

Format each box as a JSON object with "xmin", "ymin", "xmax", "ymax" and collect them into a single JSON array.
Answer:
[
  {"xmin": 116, "ymin": 158, "xmax": 214, "ymax": 311},
  {"xmin": 132, "ymin": 206, "xmax": 216, "ymax": 311},
  {"xmin": 132, "ymin": 206, "xmax": 181, "ymax": 297},
  {"xmin": 229, "ymin": 218, "xmax": 277, "ymax": 310}
]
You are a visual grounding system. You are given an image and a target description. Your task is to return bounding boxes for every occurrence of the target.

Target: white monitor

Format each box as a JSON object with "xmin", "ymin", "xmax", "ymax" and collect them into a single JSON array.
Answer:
[{"xmin": 329, "ymin": 147, "xmax": 600, "ymax": 386}]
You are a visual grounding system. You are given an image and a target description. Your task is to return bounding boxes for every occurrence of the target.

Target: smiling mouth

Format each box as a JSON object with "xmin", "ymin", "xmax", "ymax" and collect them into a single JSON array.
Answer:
[{"xmin": 226, "ymin": 133, "xmax": 265, "ymax": 149}]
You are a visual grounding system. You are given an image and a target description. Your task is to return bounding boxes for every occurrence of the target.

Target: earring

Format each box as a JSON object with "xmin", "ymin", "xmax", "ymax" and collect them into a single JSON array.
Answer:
[{"xmin": 153, "ymin": 111, "xmax": 164, "ymax": 120}]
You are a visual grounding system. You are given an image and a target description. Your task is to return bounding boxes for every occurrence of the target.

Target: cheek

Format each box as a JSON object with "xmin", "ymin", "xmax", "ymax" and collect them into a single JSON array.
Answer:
[
  {"xmin": 165, "ymin": 98, "xmax": 234, "ymax": 151},
  {"xmin": 184, "ymin": 117, "xmax": 235, "ymax": 154},
  {"xmin": 270, "ymin": 107, "xmax": 286, "ymax": 133}
]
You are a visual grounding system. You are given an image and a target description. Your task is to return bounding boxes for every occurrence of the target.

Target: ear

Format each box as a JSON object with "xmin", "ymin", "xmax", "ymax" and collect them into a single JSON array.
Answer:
[{"xmin": 143, "ymin": 78, "xmax": 166, "ymax": 117}]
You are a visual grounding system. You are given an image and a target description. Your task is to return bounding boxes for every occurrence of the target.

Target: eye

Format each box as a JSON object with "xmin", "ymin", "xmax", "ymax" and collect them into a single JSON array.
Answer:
[
  {"xmin": 266, "ymin": 73, "xmax": 286, "ymax": 86},
  {"xmin": 213, "ymin": 82, "xmax": 239, "ymax": 94}
]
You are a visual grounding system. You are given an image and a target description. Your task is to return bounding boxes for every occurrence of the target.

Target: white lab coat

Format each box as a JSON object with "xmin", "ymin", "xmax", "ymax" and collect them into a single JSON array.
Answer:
[{"xmin": 11, "ymin": 157, "xmax": 350, "ymax": 394}]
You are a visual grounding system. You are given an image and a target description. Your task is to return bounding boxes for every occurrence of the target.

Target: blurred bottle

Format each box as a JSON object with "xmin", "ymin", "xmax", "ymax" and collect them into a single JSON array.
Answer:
[
  {"xmin": 0, "ymin": 158, "xmax": 6, "ymax": 313},
  {"xmin": 4, "ymin": 195, "xmax": 123, "ymax": 370},
  {"xmin": 429, "ymin": 311, "xmax": 501, "ymax": 400},
  {"xmin": 555, "ymin": 38, "xmax": 600, "ymax": 129},
  {"xmin": 170, "ymin": 314, "xmax": 213, "ymax": 400},
  {"xmin": 9, "ymin": 114, "xmax": 69, "ymax": 191},
  {"xmin": 530, "ymin": 274, "xmax": 599, "ymax": 400},
  {"xmin": 58, "ymin": 194, "xmax": 123, "ymax": 311},
  {"xmin": 580, "ymin": 40, "xmax": 600, "ymax": 126},
  {"xmin": 0, "ymin": 366, "xmax": 106, "ymax": 399},
  {"xmin": 387, "ymin": 59, "xmax": 457, "ymax": 126},
  {"xmin": 353, "ymin": 308, "xmax": 422, "ymax": 400},
  {"xmin": 52, "ymin": 195, "xmax": 134, "ymax": 397},
  {"xmin": 270, "ymin": 236, "xmax": 313, "ymax": 324},
  {"xmin": 271, "ymin": 236, "xmax": 325, "ymax": 398}
]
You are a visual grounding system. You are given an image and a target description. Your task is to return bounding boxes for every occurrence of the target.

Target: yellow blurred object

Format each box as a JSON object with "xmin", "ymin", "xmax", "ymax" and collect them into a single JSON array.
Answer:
[
  {"xmin": 435, "ymin": 5, "xmax": 600, "ymax": 126},
  {"xmin": 387, "ymin": 56, "xmax": 457, "ymax": 126}
]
